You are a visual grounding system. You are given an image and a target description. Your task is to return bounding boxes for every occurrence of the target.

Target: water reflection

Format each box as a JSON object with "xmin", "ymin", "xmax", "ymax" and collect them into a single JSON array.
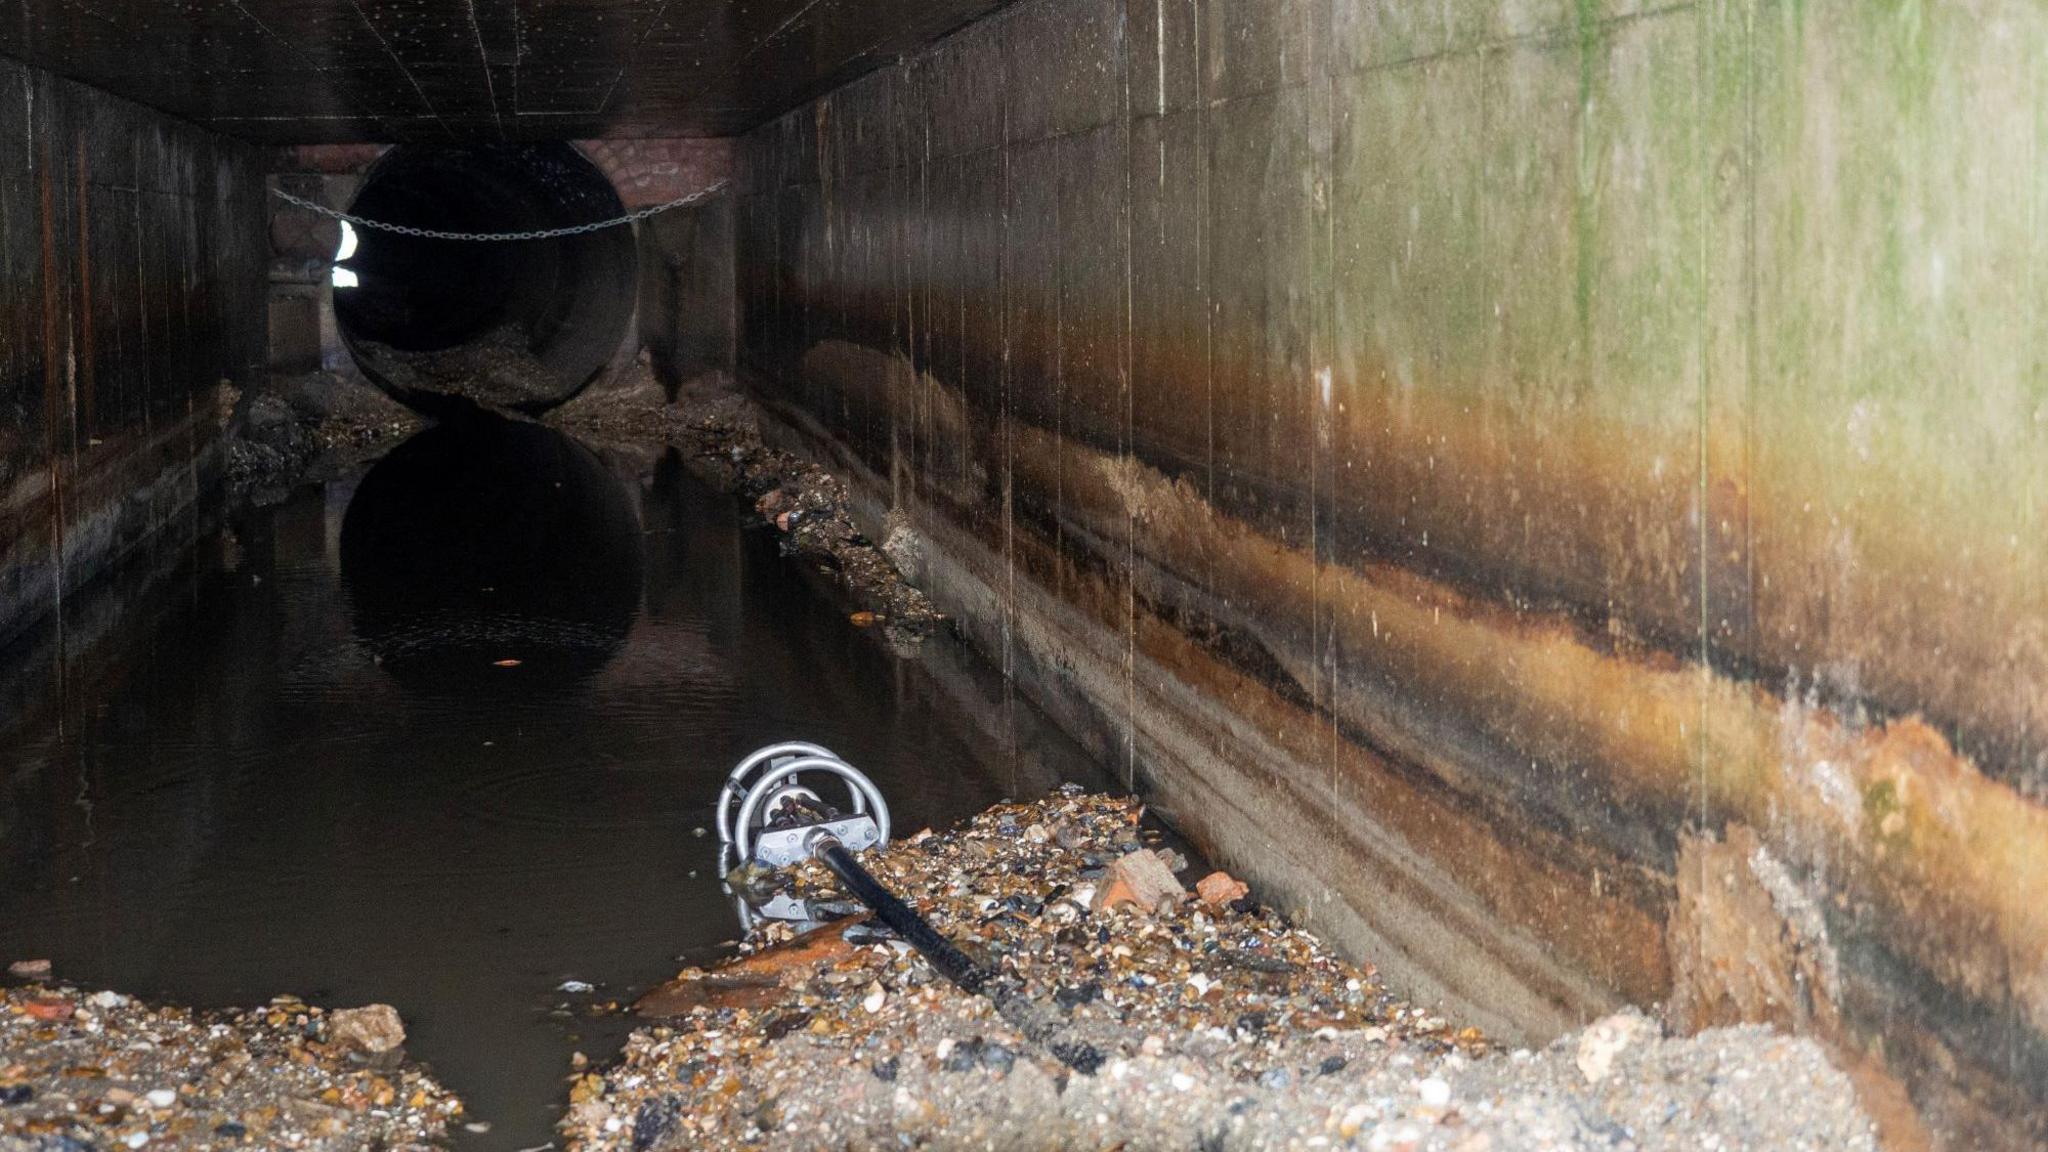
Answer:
[
  {"xmin": 0, "ymin": 432, "xmax": 1112, "ymax": 1151},
  {"xmin": 341, "ymin": 415, "xmax": 642, "ymax": 687}
]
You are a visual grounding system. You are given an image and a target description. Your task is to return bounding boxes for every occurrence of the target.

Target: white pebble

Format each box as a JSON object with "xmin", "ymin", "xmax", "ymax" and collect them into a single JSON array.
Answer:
[
  {"xmin": 1170, "ymin": 1072, "xmax": 1196, "ymax": 1092},
  {"xmin": 862, "ymin": 983, "xmax": 886, "ymax": 1013},
  {"xmin": 144, "ymin": 1089, "xmax": 177, "ymax": 1109},
  {"xmin": 1418, "ymin": 1077, "xmax": 1451, "ymax": 1107},
  {"xmin": 124, "ymin": 1135, "xmax": 149, "ymax": 1149}
]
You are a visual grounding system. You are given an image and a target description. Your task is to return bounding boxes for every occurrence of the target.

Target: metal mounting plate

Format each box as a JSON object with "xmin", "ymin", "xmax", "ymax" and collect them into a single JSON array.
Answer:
[{"xmin": 751, "ymin": 815, "xmax": 882, "ymax": 867}]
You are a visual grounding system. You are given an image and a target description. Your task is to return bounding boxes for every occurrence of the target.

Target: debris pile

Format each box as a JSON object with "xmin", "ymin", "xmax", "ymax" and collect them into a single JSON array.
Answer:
[
  {"xmin": 554, "ymin": 367, "xmax": 943, "ymax": 641},
  {"xmin": 354, "ymin": 325, "xmax": 564, "ymax": 412},
  {"xmin": 0, "ymin": 983, "xmax": 462, "ymax": 1151},
  {"xmin": 562, "ymin": 789, "xmax": 1877, "ymax": 1150},
  {"xmin": 220, "ymin": 371, "xmax": 420, "ymax": 502}
]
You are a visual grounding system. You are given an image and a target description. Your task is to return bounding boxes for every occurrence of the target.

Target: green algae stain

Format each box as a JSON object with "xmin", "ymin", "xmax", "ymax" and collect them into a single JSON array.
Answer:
[{"xmin": 1572, "ymin": 0, "xmax": 1601, "ymax": 395}]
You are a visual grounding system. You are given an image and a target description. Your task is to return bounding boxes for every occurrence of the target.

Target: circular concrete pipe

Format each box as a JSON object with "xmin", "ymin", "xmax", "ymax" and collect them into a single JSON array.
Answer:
[{"xmin": 333, "ymin": 143, "xmax": 637, "ymax": 416}]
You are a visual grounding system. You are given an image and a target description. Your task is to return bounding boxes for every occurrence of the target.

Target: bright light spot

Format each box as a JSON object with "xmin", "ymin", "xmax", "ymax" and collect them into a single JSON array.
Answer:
[{"xmin": 331, "ymin": 220, "xmax": 359, "ymax": 288}]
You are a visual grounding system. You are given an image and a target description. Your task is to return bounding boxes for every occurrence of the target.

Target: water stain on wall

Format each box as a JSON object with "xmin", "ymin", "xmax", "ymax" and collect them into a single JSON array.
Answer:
[{"xmin": 730, "ymin": 0, "xmax": 2048, "ymax": 1147}]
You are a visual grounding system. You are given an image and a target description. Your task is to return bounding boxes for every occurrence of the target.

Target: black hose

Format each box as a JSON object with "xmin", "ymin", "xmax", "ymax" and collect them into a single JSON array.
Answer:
[
  {"xmin": 815, "ymin": 839, "xmax": 1104, "ymax": 1074},
  {"xmin": 817, "ymin": 839, "xmax": 990, "ymax": 993}
]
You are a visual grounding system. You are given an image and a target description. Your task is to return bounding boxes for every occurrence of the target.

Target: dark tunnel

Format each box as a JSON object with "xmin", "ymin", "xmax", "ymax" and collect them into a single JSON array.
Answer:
[
  {"xmin": 2, "ymin": 2, "xmax": 2046, "ymax": 1149},
  {"xmin": 333, "ymin": 142, "xmax": 638, "ymax": 416}
]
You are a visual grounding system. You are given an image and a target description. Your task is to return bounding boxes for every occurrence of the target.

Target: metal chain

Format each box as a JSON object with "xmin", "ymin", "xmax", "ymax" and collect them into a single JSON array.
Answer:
[{"xmin": 269, "ymin": 180, "xmax": 728, "ymax": 242}]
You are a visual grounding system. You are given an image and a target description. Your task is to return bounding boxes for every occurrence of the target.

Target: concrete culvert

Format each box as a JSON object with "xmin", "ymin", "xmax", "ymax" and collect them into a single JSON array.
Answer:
[{"xmin": 333, "ymin": 143, "xmax": 637, "ymax": 416}]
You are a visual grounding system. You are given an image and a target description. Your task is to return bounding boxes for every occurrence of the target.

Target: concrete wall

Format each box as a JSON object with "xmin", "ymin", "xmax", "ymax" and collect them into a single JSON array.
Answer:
[
  {"xmin": 639, "ymin": 197, "xmax": 736, "ymax": 391},
  {"xmin": 0, "ymin": 57, "xmax": 268, "ymax": 651},
  {"xmin": 732, "ymin": 0, "xmax": 2048, "ymax": 1146}
]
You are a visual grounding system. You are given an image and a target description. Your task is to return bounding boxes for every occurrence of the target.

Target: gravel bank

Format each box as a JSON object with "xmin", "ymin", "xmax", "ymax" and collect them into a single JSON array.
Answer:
[
  {"xmin": 0, "ymin": 984, "xmax": 461, "ymax": 1151},
  {"xmin": 562, "ymin": 790, "xmax": 1876, "ymax": 1151},
  {"xmin": 553, "ymin": 366, "xmax": 944, "ymax": 643}
]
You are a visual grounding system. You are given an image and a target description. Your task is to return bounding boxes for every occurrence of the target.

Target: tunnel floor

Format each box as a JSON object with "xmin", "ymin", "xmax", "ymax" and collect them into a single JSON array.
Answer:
[{"xmin": 0, "ymin": 420, "xmax": 1110, "ymax": 1149}]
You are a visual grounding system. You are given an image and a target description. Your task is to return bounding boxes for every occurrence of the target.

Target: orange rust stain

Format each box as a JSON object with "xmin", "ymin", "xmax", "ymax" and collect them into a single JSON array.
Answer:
[
  {"xmin": 634, "ymin": 918, "xmax": 866, "ymax": 1018},
  {"xmin": 869, "ymin": 344, "xmax": 2048, "ymax": 1028},
  {"xmin": 800, "ymin": 288, "xmax": 2048, "ymax": 802},
  {"xmin": 1667, "ymin": 825, "xmax": 1935, "ymax": 1152},
  {"xmin": 1128, "ymin": 597, "xmax": 1673, "ymax": 1005}
]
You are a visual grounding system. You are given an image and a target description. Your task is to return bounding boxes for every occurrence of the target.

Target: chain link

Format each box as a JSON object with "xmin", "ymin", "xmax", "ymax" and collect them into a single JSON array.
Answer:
[{"xmin": 269, "ymin": 181, "xmax": 729, "ymax": 242}]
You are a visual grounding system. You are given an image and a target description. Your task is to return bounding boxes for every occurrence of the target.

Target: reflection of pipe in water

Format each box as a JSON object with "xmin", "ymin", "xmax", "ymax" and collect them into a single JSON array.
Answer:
[{"xmin": 340, "ymin": 414, "xmax": 643, "ymax": 688}]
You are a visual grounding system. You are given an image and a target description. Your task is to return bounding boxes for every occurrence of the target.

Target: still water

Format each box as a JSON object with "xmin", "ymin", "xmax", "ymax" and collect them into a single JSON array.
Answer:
[{"xmin": 0, "ymin": 415, "xmax": 1106, "ymax": 1148}]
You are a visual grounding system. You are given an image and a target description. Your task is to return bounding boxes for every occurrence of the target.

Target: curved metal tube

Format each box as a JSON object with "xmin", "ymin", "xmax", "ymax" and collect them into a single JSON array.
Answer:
[
  {"xmin": 732, "ymin": 756, "xmax": 890, "ymax": 862},
  {"xmin": 717, "ymin": 741, "xmax": 841, "ymax": 844}
]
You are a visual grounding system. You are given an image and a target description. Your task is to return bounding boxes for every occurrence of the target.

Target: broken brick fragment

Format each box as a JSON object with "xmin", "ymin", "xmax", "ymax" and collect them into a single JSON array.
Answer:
[
  {"xmin": 1092, "ymin": 850, "xmax": 1185, "ymax": 916},
  {"xmin": 1195, "ymin": 871, "xmax": 1250, "ymax": 910}
]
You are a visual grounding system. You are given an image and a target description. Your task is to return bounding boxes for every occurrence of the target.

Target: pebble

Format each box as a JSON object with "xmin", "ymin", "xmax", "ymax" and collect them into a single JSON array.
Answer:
[
  {"xmin": 144, "ymin": 1088, "xmax": 177, "ymax": 1109},
  {"xmin": 1576, "ymin": 1011, "xmax": 1654, "ymax": 1085},
  {"xmin": 328, "ymin": 1003, "xmax": 407, "ymax": 1056},
  {"xmin": 1196, "ymin": 871, "xmax": 1251, "ymax": 909}
]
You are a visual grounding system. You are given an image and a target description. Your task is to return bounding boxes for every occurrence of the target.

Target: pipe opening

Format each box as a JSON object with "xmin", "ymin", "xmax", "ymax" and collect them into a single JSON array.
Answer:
[{"xmin": 334, "ymin": 143, "xmax": 637, "ymax": 415}]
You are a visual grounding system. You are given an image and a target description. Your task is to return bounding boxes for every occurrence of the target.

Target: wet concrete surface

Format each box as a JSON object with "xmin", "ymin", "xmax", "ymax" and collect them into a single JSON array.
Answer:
[{"xmin": 0, "ymin": 414, "xmax": 1110, "ymax": 1150}]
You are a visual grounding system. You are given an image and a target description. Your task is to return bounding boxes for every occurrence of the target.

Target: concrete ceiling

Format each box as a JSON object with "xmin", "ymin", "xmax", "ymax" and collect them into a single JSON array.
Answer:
[{"xmin": 0, "ymin": 0, "xmax": 1013, "ymax": 143}]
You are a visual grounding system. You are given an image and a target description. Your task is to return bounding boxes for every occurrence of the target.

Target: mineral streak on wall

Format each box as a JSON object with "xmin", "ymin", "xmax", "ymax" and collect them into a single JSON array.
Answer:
[
  {"xmin": 0, "ymin": 56, "xmax": 267, "ymax": 650},
  {"xmin": 730, "ymin": 0, "xmax": 2048, "ymax": 1146}
]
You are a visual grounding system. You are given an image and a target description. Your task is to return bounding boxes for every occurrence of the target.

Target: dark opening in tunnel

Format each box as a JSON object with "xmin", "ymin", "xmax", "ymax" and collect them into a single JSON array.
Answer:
[{"xmin": 334, "ymin": 143, "xmax": 637, "ymax": 416}]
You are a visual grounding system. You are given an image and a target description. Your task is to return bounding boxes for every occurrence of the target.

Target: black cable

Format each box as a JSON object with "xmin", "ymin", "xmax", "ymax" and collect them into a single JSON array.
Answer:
[
  {"xmin": 815, "ymin": 838, "xmax": 1103, "ymax": 1074},
  {"xmin": 816, "ymin": 839, "xmax": 990, "ymax": 994}
]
